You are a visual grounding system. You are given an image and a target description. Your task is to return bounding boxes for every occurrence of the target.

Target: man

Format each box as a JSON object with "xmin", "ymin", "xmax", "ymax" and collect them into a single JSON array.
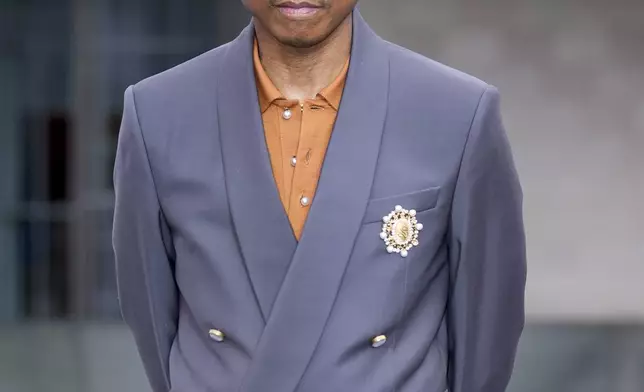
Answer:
[{"xmin": 113, "ymin": 1, "xmax": 526, "ymax": 391}]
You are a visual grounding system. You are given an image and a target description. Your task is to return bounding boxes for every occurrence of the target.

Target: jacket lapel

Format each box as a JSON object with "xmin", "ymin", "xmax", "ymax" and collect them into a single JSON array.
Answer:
[
  {"xmin": 218, "ymin": 24, "xmax": 297, "ymax": 322},
  {"xmin": 240, "ymin": 11, "xmax": 390, "ymax": 392}
]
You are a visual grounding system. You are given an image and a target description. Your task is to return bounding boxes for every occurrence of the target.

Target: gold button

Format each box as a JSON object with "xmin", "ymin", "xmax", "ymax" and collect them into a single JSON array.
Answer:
[
  {"xmin": 371, "ymin": 334, "xmax": 387, "ymax": 348},
  {"xmin": 208, "ymin": 329, "xmax": 225, "ymax": 342}
]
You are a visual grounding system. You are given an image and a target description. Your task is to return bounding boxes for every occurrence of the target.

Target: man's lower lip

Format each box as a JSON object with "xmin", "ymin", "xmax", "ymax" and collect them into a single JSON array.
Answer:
[{"xmin": 277, "ymin": 6, "xmax": 320, "ymax": 18}]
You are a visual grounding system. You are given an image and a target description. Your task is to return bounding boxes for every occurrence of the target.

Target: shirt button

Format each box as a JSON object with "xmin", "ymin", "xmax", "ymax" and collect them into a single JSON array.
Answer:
[
  {"xmin": 282, "ymin": 108, "xmax": 292, "ymax": 120},
  {"xmin": 290, "ymin": 156, "xmax": 297, "ymax": 167},
  {"xmin": 300, "ymin": 196, "xmax": 310, "ymax": 207}
]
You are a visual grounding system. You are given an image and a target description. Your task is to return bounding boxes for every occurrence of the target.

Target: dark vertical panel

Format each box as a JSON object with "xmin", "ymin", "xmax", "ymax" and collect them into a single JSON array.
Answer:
[{"xmin": 48, "ymin": 114, "xmax": 69, "ymax": 317}]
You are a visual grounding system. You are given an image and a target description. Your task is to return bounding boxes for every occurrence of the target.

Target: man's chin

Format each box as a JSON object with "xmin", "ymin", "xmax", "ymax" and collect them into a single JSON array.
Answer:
[{"xmin": 276, "ymin": 34, "xmax": 325, "ymax": 49}]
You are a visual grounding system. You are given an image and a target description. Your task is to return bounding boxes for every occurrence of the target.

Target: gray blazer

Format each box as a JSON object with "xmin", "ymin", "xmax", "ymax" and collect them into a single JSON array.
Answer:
[{"xmin": 113, "ymin": 10, "xmax": 526, "ymax": 392}]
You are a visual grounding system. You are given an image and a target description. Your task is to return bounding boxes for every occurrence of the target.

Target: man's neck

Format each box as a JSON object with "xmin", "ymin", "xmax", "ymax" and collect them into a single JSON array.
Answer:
[{"xmin": 254, "ymin": 16, "xmax": 352, "ymax": 101}]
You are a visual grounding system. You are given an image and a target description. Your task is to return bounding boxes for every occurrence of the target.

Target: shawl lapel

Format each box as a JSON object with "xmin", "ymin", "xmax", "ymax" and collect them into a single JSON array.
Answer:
[{"xmin": 218, "ymin": 25, "xmax": 298, "ymax": 322}]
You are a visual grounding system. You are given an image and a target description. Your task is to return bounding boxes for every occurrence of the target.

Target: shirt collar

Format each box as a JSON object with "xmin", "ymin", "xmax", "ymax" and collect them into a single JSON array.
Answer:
[{"xmin": 252, "ymin": 38, "xmax": 349, "ymax": 113}]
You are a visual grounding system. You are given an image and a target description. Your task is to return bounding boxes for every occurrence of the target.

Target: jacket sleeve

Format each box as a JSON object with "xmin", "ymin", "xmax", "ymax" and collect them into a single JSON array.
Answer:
[
  {"xmin": 113, "ymin": 86, "xmax": 178, "ymax": 392},
  {"xmin": 447, "ymin": 86, "xmax": 527, "ymax": 392}
]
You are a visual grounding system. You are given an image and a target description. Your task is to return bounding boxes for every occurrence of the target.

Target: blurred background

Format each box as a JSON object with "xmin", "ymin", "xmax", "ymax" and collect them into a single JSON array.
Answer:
[{"xmin": 0, "ymin": 0, "xmax": 642, "ymax": 391}]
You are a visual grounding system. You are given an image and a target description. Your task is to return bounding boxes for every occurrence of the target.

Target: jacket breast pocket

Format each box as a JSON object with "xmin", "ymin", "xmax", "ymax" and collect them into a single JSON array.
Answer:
[{"xmin": 362, "ymin": 186, "xmax": 441, "ymax": 224}]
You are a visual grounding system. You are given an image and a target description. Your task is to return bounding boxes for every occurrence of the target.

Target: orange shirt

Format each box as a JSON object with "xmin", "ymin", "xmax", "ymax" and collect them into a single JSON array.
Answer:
[{"xmin": 253, "ymin": 40, "xmax": 349, "ymax": 240}]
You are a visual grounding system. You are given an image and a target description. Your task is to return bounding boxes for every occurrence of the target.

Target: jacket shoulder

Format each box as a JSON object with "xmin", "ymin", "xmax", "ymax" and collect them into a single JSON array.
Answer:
[
  {"xmin": 131, "ymin": 42, "xmax": 231, "ymax": 102},
  {"xmin": 385, "ymin": 41, "xmax": 489, "ymax": 101},
  {"xmin": 382, "ymin": 40, "xmax": 497, "ymax": 157},
  {"xmin": 121, "ymin": 42, "xmax": 233, "ymax": 158}
]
